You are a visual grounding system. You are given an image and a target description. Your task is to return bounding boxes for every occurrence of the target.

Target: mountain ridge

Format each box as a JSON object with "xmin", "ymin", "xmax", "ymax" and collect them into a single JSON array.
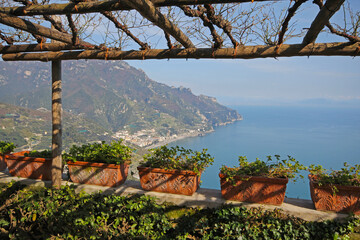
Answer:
[{"xmin": 0, "ymin": 60, "xmax": 241, "ymax": 148}]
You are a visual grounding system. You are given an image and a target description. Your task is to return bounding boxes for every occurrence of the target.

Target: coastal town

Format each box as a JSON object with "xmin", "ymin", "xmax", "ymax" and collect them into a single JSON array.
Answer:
[{"xmin": 112, "ymin": 128, "xmax": 212, "ymax": 148}]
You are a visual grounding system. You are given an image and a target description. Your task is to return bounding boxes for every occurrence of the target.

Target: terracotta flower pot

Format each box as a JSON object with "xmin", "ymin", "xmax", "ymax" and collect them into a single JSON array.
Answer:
[
  {"xmin": 67, "ymin": 161, "xmax": 129, "ymax": 187},
  {"xmin": 137, "ymin": 166, "xmax": 201, "ymax": 195},
  {"xmin": 309, "ymin": 175, "xmax": 360, "ymax": 215},
  {"xmin": 6, "ymin": 151, "xmax": 52, "ymax": 180},
  {"xmin": 219, "ymin": 173, "xmax": 289, "ymax": 205},
  {"xmin": 0, "ymin": 153, "xmax": 8, "ymax": 171}
]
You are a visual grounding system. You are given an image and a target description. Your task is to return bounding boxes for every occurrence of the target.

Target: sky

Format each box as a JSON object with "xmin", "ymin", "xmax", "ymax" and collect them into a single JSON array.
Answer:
[
  {"xmin": 128, "ymin": 56, "xmax": 360, "ymax": 106},
  {"xmin": 1, "ymin": 1, "xmax": 359, "ymax": 107},
  {"xmin": 127, "ymin": 1, "xmax": 360, "ymax": 107}
]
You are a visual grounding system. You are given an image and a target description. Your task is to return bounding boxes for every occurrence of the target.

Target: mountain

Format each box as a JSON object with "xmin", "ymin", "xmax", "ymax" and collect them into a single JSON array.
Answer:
[
  {"xmin": 0, "ymin": 102, "xmax": 112, "ymax": 150},
  {"xmin": 0, "ymin": 60, "xmax": 241, "ymax": 147}
]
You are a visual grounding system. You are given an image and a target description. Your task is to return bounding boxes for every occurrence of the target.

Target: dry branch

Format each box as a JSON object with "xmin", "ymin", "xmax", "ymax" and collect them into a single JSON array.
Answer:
[
  {"xmin": 66, "ymin": 14, "xmax": 78, "ymax": 45},
  {"xmin": 0, "ymin": 30, "xmax": 14, "ymax": 45},
  {"xmin": 43, "ymin": 15, "xmax": 67, "ymax": 33},
  {"xmin": 0, "ymin": 0, "xmax": 276, "ymax": 16},
  {"xmin": 180, "ymin": 5, "xmax": 223, "ymax": 48},
  {"xmin": 122, "ymin": 0, "xmax": 194, "ymax": 48},
  {"xmin": 164, "ymin": 31, "xmax": 174, "ymax": 49},
  {"xmin": 277, "ymin": 0, "xmax": 307, "ymax": 47},
  {"xmin": 302, "ymin": 0, "xmax": 345, "ymax": 44},
  {"xmin": 326, "ymin": 23, "xmax": 360, "ymax": 42},
  {"xmin": 204, "ymin": 4, "xmax": 238, "ymax": 47},
  {"xmin": 102, "ymin": 11, "xmax": 149, "ymax": 50},
  {"xmin": 0, "ymin": 12, "xmax": 94, "ymax": 47},
  {"xmin": 198, "ymin": 5, "xmax": 223, "ymax": 48},
  {"xmin": 0, "ymin": 43, "xmax": 86, "ymax": 54},
  {"xmin": 2, "ymin": 42, "xmax": 359, "ymax": 61},
  {"xmin": 313, "ymin": 0, "xmax": 360, "ymax": 42}
]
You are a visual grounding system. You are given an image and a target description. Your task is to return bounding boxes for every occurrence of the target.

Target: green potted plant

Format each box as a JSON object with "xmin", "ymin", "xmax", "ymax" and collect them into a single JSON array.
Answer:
[
  {"xmin": 219, "ymin": 155, "xmax": 306, "ymax": 205},
  {"xmin": 138, "ymin": 145, "xmax": 214, "ymax": 195},
  {"xmin": 0, "ymin": 141, "xmax": 16, "ymax": 171},
  {"xmin": 308, "ymin": 163, "xmax": 360, "ymax": 215},
  {"xmin": 64, "ymin": 140, "xmax": 133, "ymax": 187},
  {"xmin": 6, "ymin": 150, "xmax": 52, "ymax": 180}
]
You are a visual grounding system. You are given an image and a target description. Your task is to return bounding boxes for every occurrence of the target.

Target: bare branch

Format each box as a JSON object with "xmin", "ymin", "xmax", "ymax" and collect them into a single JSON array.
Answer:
[
  {"xmin": 0, "ymin": 0, "xmax": 278, "ymax": 16},
  {"xmin": 303, "ymin": 0, "xmax": 345, "ymax": 44},
  {"xmin": 277, "ymin": 0, "xmax": 307, "ymax": 47},
  {"xmin": 102, "ymin": 11, "xmax": 149, "ymax": 50},
  {"xmin": 0, "ymin": 30, "xmax": 14, "ymax": 45},
  {"xmin": 0, "ymin": 12, "xmax": 94, "ymax": 47},
  {"xmin": 122, "ymin": 0, "xmax": 195, "ymax": 48},
  {"xmin": 164, "ymin": 30, "xmax": 174, "ymax": 49},
  {"xmin": 313, "ymin": 0, "xmax": 360, "ymax": 42},
  {"xmin": 204, "ymin": 4, "xmax": 238, "ymax": 47},
  {"xmin": 180, "ymin": 5, "xmax": 223, "ymax": 48},
  {"xmin": 66, "ymin": 14, "xmax": 78, "ymax": 45}
]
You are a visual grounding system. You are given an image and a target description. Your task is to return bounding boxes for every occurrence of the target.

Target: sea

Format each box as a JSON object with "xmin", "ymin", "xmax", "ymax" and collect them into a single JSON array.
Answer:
[{"xmin": 168, "ymin": 105, "xmax": 360, "ymax": 200}]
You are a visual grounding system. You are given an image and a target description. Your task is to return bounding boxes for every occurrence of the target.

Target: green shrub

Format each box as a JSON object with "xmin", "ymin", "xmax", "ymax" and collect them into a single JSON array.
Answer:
[
  {"xmin": 0, "ymin": 141, "xmax": 15, "ymax": 154},
  {"xmin": 142, "ymin": 145, "xmax": 214, "ymax": 174},
  {"xmin": 23, "ymin": 150, "xmax": 52, "ymax": 158},
  {"xmin": 63, "ymin": 140, "xmax": 133, "ymax": 165},
  {"xmin": 220, "ymin": 155, "xmax": 306, "ymax": 184},
  {"xmin": 309, "ymin": 162, "xmax": 360, "ymax": 187}
]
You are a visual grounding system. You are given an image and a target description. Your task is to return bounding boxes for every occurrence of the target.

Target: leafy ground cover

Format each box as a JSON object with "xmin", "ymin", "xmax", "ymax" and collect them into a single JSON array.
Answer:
[{"xmin": 0, "ymin": 182, "xmax": 359, "ymax": 240}]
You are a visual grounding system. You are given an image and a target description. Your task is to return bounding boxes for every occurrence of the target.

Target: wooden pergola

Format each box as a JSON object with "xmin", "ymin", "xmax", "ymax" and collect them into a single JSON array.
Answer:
[{"xmin": 1, "ymin": 0, "xmax": 359, "ymax": 187}]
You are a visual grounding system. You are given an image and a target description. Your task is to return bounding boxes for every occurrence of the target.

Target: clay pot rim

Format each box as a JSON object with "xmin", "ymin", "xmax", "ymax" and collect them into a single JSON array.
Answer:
[
  {"xmin": 219, "ymin": 172, "xmax": 289, "ymax": 184},
  {"xmin": 308, "ymin": 174, "xmax": 360, "ymax": 191},
  {"xmin": 67, "ymin": 160, "xmax": 128, "ymax": 169},
  {"xmin": 6, "ymin": 151, "xmax": 51, "ymax": 162},
  {"xmin": 137, "ymin": 166, "xmax": 199, "ymax": 175}
]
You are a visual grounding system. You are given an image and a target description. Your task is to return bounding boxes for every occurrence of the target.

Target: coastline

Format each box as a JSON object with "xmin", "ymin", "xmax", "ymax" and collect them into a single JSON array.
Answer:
[
  {"xmin": 145, "ymin": 129, "xmax": 214, "ymax": 149},
  {"xmin": 145, "ymin": 118, "xmax": 242, "ymax": 149}
]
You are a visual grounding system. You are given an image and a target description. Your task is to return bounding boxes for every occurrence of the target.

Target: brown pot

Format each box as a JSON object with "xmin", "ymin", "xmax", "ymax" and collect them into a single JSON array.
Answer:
[
  {"xmin": 0, "ymin": 154, "xmax": 7, "ymax": 171},
  {"xmin": 67, "ymin": 161, "xmax": 129, "ymax": 187},
  {"xmin": 6, "ymin": 151, "xmax": 52, "ymax": 180},
  {"xmin": 219, "ymin": 173, "xmax": 288, "ymax": 205},
  {"xmin": 137, "ymin": 166, "xmax": 201, "ymax": 195},
  {"xmin": 309, "ymin": 174, "xmax": 360, "ymax": 215}
]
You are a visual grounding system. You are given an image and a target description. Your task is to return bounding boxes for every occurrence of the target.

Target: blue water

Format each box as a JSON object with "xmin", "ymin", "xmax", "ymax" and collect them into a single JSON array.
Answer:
[{"xmin": 168, "ymin": 105, "xmax": 360, "ymax": 200}]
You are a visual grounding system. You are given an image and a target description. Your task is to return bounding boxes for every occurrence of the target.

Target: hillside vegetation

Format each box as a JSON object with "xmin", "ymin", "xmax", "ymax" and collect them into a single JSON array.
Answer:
[{"xmin": 0, "ymin": 60, "xmax": 241, "ymax": 148}]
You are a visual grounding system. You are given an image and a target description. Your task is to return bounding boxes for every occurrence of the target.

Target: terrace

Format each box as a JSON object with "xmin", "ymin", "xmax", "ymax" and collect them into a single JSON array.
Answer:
[{"xmin": 1, "ymin": 0, "xmax": 359, "ymax": 236}]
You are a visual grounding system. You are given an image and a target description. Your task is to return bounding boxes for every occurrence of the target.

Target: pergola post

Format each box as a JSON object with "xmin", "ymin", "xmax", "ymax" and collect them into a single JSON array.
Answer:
[
  {"xmin": 51, "ymin": 60, "xmax": 62, "ymax": 188},
  {"xmin": 51, "ymin": 16, "xmax": 62, "ymax": 188}
]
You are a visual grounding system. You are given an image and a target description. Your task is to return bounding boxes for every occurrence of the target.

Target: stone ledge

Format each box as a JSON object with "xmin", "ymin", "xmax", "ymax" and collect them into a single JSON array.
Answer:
[{"xmin": 0, "ymin": 172, "xmax": 349, "ymax": 222}]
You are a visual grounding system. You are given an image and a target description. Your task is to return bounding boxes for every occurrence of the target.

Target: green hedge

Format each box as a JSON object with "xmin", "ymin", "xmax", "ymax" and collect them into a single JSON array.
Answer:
[{"xmin": 0, "ymin": 182, "xmax": 358, "ymax": 240}]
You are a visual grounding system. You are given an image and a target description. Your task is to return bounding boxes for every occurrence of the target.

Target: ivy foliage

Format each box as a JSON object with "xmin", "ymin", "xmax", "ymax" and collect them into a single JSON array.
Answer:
[
  {"xmin": 142, "ymin": 145, "xmax": 214, "ymax": 174},
  {"xmin": 63, "ymin": 140, "xmax": 133, "ymax": 165},
  {"xmin": 220, "ymin": 155, "xmax": 306, "ymax": 183},
  {"xmin": 0, "ymin": 181, "xmax": 171, "ymax": 239},
  {"xmin": 0, "ymin": 141, "xmax": 16, "ymax": 155},
  {"xmin": 309, "ymin": 162, "xmax": 360, "ymax": 187},
  {"xmin": 0, "ymin": 181, "xmax": 359, "ymax": 240},
  {"xmin": 23, "ymin": 150, "xmax": 52, "ymax": 158}
]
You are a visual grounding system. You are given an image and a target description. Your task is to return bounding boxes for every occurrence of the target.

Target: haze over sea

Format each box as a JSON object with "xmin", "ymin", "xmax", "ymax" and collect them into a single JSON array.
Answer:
[{"xmin": 168, "ymin": 105, "xmax": 360, "ymax": 200}]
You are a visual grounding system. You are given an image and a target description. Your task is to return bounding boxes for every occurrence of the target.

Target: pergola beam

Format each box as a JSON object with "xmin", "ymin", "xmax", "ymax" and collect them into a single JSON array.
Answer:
[
  {"xmin": 0, "ymin": 12, "xmax": 93, "ymax": 46},
  {"xmin": 0, "ymin": 43, "xmax": 86, "ymax": 54},
  {"xmin": 123, "ymin": 0, "xmax": 194, "ymax": 48},
  {"xmin": 2, "ymin": 42, "xmax": 359, "ymax": 61},
  {"xmin": 0, "ymin": 0, "xmax": 276, "ymax": 16},
  {"xmin": 302, "ymin": 0, "xmax": 345, "ymax": 45}
]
